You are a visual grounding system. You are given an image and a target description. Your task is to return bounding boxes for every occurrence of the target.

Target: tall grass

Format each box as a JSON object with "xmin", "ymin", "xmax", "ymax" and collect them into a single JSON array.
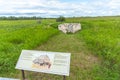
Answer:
[
  {"xmin": 0, "ymin": 20, "xmax": 59, "ymax": 76},
  {"xmin": 66, "ymin": 16, "xmax": 120, "ymax": 79},
  {"xmin": 0, "ymin": 17, "xmax": 120, "ymax": 79}
]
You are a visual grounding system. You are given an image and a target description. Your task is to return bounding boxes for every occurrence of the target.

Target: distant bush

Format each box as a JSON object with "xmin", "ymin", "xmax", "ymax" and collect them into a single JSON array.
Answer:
[{"xmin": 56, "ymin": 16, "xmax": 65, "ymax": 22}]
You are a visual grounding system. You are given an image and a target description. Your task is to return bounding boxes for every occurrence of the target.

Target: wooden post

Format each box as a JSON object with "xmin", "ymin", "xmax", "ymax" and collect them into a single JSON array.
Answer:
[
  {"xmin": 63, "ymin": 75, "xmax": 66, "ymax": 80},
  {"xmin": 21, "ymin": 70, "xmax": 26, "ymax": 80}
]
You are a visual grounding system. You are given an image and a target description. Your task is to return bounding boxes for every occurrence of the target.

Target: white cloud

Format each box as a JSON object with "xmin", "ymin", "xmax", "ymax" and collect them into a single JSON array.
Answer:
[
  {"xmin": 108, "ymin": 0, "xmax": 120, "ymax": 9},
  {"xmin": 0, "ymin": 0, "xmax": 119, "ymax": 17}
]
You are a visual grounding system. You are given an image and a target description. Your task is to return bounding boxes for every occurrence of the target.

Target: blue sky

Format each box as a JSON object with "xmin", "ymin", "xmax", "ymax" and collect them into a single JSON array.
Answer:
[{"xmin": 0, "ymin": 0, "xmax": 120, "ymax": 17}]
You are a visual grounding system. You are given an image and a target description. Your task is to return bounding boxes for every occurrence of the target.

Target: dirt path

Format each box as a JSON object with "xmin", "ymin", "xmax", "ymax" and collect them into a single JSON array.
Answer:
[{"xmin": 28, "ymin": 33, "xmax": 100, "ymax": 80}]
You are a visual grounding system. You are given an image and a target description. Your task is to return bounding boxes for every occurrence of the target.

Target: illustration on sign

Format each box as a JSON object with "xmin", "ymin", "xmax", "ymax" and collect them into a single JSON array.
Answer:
[{"xmin": 32, "ymin": 54, "xmax": 51, "ymax": 69}]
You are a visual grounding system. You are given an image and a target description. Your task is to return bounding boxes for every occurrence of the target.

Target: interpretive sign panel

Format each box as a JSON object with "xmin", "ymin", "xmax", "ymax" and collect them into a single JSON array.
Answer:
[
  {"xmin": 16, "ymin": 50, "xmax": 71, "ymax": 76},
  {"xmin": 0, "ymin": 77, "xmax": 19, "ymax": 80}
]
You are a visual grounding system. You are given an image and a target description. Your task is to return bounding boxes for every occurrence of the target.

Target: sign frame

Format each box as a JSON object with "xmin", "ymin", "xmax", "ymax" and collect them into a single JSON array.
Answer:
[{"xmin": 16, "ymin": 50, "xmax": 71, "ymax": 80}]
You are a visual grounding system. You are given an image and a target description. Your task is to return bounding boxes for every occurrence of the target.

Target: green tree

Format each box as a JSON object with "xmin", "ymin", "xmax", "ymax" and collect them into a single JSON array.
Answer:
[{"xmin": 56, "ymin": 16, "xmax": 65, "ymax": 22}]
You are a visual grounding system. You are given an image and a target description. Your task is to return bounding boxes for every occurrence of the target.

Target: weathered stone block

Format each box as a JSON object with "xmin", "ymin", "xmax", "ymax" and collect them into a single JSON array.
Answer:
[{"xmin": 58, "ymin": 23, "xmax": 81, "ymax": 33}]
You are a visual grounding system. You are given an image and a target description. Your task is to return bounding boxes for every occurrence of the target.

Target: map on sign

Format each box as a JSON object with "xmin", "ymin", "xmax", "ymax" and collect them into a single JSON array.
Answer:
[
  {"xmin": 15, "ymin": 50, "xmax": 71, "ymax": 76},
  {"xmin": 0, "ymin": 77, "xmax": 19, "ymax": 80}
]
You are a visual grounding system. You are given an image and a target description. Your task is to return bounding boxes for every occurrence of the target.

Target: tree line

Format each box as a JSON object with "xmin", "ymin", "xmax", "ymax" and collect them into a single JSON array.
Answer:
[{"xmin": 0, "ymin": 16, "xmax": 42, "ymax": 20}]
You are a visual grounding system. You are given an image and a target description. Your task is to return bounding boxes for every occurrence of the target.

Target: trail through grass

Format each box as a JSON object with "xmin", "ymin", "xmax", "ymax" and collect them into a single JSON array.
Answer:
[
  {"xmin": 0, "ymin": 17, "xmax": 120, "ymax": 80},
  {"xmin": 23, "ymin": 33, "xmax": 100, "ymax": 80}
]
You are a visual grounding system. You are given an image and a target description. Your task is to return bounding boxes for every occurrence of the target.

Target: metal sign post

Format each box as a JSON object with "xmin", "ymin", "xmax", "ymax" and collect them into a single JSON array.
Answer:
[
  {"xmin": 63, "ymin": 75, "xmax": 66, "ymax": 80},
  {"xmin": 21, "ymin": 70, "xmax": 26, "ymax": 80}
]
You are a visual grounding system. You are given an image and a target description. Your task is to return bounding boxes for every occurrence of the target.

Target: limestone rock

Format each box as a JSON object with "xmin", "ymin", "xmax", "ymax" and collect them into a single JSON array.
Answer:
[{"xmin": 58, "ymin": 23, "xmax": 81, "ymax": 33}]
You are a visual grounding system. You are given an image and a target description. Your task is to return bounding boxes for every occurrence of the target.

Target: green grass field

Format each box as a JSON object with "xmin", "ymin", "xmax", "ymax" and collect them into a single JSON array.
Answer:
[
  {"xmin": 0, "ymin": 17, "xmax": 120, "ymax": 80},
  {"xmin": 0, "ymin": 20, "xmax": 59, "ymax": 76}
]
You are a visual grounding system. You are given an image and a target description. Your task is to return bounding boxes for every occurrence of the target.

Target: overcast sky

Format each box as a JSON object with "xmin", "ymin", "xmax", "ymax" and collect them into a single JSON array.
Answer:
[{"xmin": 0, "ymin": 0, "xmax": 120, "ymax": 17}]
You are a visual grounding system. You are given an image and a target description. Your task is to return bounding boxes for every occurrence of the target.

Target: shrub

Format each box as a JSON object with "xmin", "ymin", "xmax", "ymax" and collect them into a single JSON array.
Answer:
[{"xmin": 56, "ymin": 16, "xmax": 65, "ymax": 22}]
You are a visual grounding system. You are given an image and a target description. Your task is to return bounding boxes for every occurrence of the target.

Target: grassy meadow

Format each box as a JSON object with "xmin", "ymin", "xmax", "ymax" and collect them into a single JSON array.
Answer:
[
  {"xmin": 0, "ymin": 16, "xmax": 120, "ymax": 80},
  {"xmin": 0, "ymin": 20, "xmax": 59, "ymax": 76},
  {"xmin": 66, "ymin": 17, "xmax": 120, "ymax": 80}
]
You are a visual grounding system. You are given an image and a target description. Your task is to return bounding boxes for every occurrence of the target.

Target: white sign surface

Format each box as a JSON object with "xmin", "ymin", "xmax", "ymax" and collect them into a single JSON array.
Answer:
[
  {"xmin": 16, "ymin": 50, "xmax": 71, "ymax": 76},
  {"xmin": 0, "ymin": 77, "xmax": 19, "ymax": 80}
]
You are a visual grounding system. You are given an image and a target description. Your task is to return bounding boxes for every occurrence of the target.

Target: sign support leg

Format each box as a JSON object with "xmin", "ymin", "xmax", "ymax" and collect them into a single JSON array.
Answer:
[
  {"xmin": 21, "ymin": 70, "xmax": 26, "ymax": 80},
  {"xmin": 63, "ymin": 75, "xmax": 66, "ymax": 80}
]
